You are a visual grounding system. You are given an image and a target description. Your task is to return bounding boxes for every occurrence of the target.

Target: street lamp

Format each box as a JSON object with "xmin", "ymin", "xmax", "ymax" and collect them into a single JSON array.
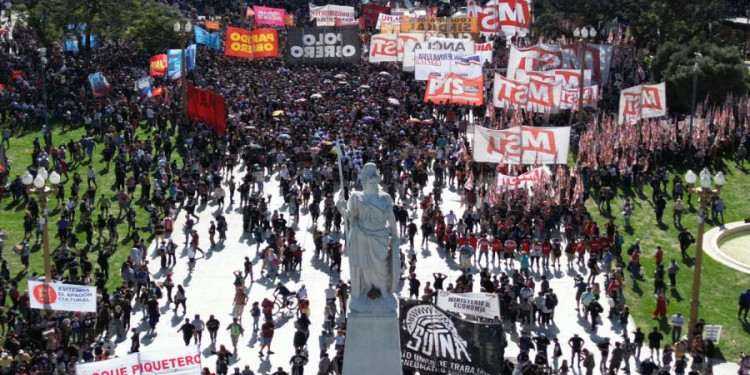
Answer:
[
  {"xmin": 688, "ymin": 52, "xmax": 702, "ymax": 141},
  {"xmin": 173, "ymin": 21, "xmax": 192, "ymax": 123},
  {"xmin": 22, "ymin": 167, "xmax": 60, "ymax": 283},
  {"xmin": 573, "ymin": 26, "xmax": 596, "ymax": 125},
  {"xmin": 684, "ymin": 167, "xmax": 725, "ymax": 343},
  {"xmin": 38, "ymin": 48, "xmax": 47, "ymax": 110}
]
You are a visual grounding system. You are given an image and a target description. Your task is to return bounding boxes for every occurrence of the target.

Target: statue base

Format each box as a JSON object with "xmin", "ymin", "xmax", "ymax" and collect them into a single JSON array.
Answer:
[
  {"xmin": 342, "ymin": 313, "xmax": 403, "ymax": 375},
  {"xmin": 349, "ymin": 292, "xmax": 398, "ymax": 316}
]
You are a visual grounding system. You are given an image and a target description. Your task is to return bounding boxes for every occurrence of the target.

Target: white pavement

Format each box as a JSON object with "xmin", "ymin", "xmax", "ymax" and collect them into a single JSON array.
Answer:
[{"xmin": 112, "ymin": 162, "xmax": 739, "ymax": 375}]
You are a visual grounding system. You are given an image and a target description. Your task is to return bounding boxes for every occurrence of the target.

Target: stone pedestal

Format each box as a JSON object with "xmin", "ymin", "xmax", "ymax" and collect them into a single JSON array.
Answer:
[{"xmin": 343, "ymin": 313, "xmax": 403, "ymax": 375}]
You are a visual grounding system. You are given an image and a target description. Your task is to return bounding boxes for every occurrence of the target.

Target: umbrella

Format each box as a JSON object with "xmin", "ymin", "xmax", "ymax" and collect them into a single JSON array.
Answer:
[
  {"xmin": 310, "ymin": 93, "xmax": 323, "ymax": 99},
  {"xmin": 294, "ymin": 98, "xmax": 307, "ymax": 103},
  {"xmin": 338, "ymin": 81, "xmax": 348, "ymax": 85},
  {"xmin": 334, "ymin": 73, "xmax": 346, "ymax": 79},
  {"xmin": 248, "ymin": 143, "xmax": 263, "ymax": 149},
  {"xmin": 272, "ymin": 110, "xmax": 284, "ymax": 117},
  {"xmin": 387, "ymin": 98, "xmax": 400, "ymax": 106},
  {"xmin": 244, "ymin": 125, "xmax": 256, "ymax": 130},
  {"xmin": 379, "ymin": 71, "xmax": 391, "ymax": 76},
  {"xmin": 359, "ymin": 85, "xmax": 371, "ymax": 89},
  {"xmin": 278, "ymin": 134, "xmax": 292, "ymax": 141},
  {"xmin": 362, "ymin": 116, "xmax": 376, "ymax": 122}
]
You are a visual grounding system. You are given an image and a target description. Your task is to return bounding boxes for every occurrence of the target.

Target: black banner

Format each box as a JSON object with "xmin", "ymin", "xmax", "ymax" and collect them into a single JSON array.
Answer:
[
  {"xmin": 400, "ymin": 299, "xmax": 506, "ymax": 375},
  {"xmin": 285, "ymin": 26, "xmax": 361, "ymax": 65}
]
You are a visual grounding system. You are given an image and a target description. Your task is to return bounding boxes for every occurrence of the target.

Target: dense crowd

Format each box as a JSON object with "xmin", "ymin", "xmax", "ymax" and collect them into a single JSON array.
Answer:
[{"xmin": 0, "ymin": 0, "xmax": 749, "ymax": 374}]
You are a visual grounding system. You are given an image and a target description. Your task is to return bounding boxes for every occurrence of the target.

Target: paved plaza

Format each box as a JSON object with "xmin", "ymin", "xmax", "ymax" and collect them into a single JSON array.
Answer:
[{"xmin": 108, "ymin": 163, "xmax": 739, "ymax": 375}]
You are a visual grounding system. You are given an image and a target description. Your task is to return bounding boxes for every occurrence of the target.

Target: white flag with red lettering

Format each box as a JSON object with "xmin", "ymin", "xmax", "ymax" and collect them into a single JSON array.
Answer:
[
  {"xmin": 473, "ymin": 125, "xmax": 570, "ymax": 164},
  {"xmin": 493, "ymin": 73, "xmax": 561, "ymax": 113},
  {"xmin": 617, "ymin": 82, "xmax": 667, "ymax": 125},
  {"xmin": 369, "ymin": 34, "xmax": 398, "ymax": 62}
]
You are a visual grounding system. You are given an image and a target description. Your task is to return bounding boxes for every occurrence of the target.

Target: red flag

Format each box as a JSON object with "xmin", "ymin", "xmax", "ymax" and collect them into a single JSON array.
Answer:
[
  {"xmin": 149, "ymin": 55, "xmax": 168, "ymax": 77},
  {"xmin": 187, "ymin": 85, "xmax": 226, "ymax": 135},
  {"xmin": 10, "ymin": 70, "xmax": 22, "ymax": 80}
]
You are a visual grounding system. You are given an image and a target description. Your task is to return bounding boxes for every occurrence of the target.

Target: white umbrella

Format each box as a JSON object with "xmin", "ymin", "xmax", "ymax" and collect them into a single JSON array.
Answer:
[
  {"xmin": 310, "ymin": 93, "xmax": 323, "ymax": 99},
  {"xmin": 359, "ymin": 85, "xmax": 371, "ymax": 89},
  {"xmin": 379, "ymin": 71, "xmax": 392, "ymax": 76},
  {"xmin": 387, "ymin": 97, "xmax": 400, "ymax": 106},
  {"xmin": 334, "ymin": 73, "xmax": 346, "ymax": 79}
]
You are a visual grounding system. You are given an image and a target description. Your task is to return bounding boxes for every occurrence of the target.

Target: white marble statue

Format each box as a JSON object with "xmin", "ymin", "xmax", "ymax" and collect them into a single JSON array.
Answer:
[{"xmin": 336, "ymin": 162, "xmax": 400, "ymax": 315}]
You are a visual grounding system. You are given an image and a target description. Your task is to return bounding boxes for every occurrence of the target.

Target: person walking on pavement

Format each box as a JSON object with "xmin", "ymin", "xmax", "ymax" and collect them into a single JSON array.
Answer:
[
  {"xmin": 177, "ymin": 318, "xmax": 196, "ymax": 346},
  {"xmin": 227, "ymin": 318, "xmax": 244, "ymax": 354},
  {"xmin": 259, "ymin": 317, "xmax": 275, "ymax": 358},
  {"xmin": 289, "ymin": 348, "xmax": 308, "ymax": 375},
  {"xmin": 192, "ymin": 314, "xmax": 205, "ymax": 346},
  {"xmin": 568, "ymin": 334, "xmax": 585, "ymax": 365},
  {"xmin": 648, "ymin": 327, "xmax": 664, "ymax": 359},
  {"xmin": 206, "ymin": 315, "xmax": 220, "ymax": 343},
  {"xmin": 580, "ymin": 348, "xmax": 595, "ymax": 375}
]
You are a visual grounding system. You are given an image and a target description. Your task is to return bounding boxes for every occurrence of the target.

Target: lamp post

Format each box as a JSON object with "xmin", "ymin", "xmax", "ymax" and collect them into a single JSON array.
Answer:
[
  {"xmin": 22, "ymin": 168, "xmax": 60, "ymax": 283},
  {"xmin": 683, "ymin": 168, "xmax": 725, "ymax": 342},
  {"xmin": 38, "ymin": 48, "xmax": 47, "ymax": 110},
  {"xmin": 573, "ymin": 26, "xmax": 596, "ymax": 125},
  {"xmin": 173, "ymin": 21, "xmax": 192, "ymax": 123},
  {"xmin": 688, "ymin": 52, "xmax": 702, "ymax": 140}
]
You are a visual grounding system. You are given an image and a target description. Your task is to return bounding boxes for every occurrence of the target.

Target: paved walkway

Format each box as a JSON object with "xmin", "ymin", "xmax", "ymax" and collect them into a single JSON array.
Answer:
[{"xmin": 111, "ymin": 163, "xmax": 739, "ymax": 375}]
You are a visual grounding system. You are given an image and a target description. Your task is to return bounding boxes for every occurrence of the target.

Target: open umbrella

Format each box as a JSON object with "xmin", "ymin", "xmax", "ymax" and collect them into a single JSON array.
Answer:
[
  {"xmin": 387, "ymin": 97, "xmax": 400, "ymax": 106},
  {"xmin": 334, "ymin": 73, "xmax": 347, "ymax": 79},
  {"xmin": 362, "ymin": 116, "xmax": 376, "ymax": 122},
  {"xmin": 379, "ymin": 71, "xmax": 392, "ymax": 76},
  {"xmin": 247, "ymin": 143, "xmax": 263, "ymax": 149},
  {"xmin": 272, "ymin": 110, "xmax": 284, "ymax": 117},
  {"xmin": 294, "ymin": 98, "xmax": 307, "ymax": 103},
  {"xmin": 310, "ymin": 93, "xmax": 323, "ymax": 99},
  {"xmin": 359, "ymin": 85, "xmax": 371, "ymax": 89},
  {"xmin": 278, "ymin": 134, "xmax": 292, "ymax": 141}
]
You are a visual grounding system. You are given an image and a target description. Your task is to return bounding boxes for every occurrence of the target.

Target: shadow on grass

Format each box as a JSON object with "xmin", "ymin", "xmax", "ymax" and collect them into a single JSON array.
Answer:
[{"xmin": 669, "ymin": 287, "xmax": 683, "ymax": 302}]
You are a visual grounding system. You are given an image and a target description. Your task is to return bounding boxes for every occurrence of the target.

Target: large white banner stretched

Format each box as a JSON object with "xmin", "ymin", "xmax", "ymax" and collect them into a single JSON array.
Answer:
[
  {"xmin": 495, "ymin": 166, "xmax": 551, "ymax": 191},
  {"xmin": 436, "ymin": 290, "xmax": 501, "ymax": 320},
  {"xmin": 473, "ymin": 125, "xmax": 571, "ymax": 164},
  {"xmin": 76, "ymin": 346, "xmax": 201, "ymax": 375},
  {"xmin": 29, "ymin": 280, "xmax": 97, "ymax": 313},
  {"xmin": 617, "ymin": 82, "xmax": 667, "ymax": 125},
  {"xmin": 369, "ymin": 33, "xmax": 398, "ymax": 62},
  {"xmin": 309, "ymin": 3, "xmax": 356, "ymax": 26},
  {"xmin": 560, "ymin": 85, "xmax": 599, "ymax": 110},
  {"xmin": 493, "ymin": 73, "xmax": 562, "ymax": 113},
  {"xmin": 467, "ymin": 0, "xmax": 531, "ymax": 37},
  {"xmin": 403, "ymin": 38, "xmax": 474, "ymax": 72},
  {"xmin": 507, "ymin": 43, "xmax": 613, "ymax": 83}
]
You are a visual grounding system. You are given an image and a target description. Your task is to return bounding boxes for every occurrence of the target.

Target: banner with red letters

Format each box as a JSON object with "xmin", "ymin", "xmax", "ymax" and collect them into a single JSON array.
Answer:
[
  {"xmin": 187, "ymin": 85, "xmax": 226, "ymax": 135},
  {"xmin": 377, "ymin": 14, "xmax": 402, "ymax": 31},
  {"xmin": 467, "ymin": 0, "xmax": 531, "ymax": 37},
  {"xmin": 76, "ymin": 346, "xmax": 201, "ymax": 375},
  {"xmin": 475, "ymin": 41, "xmax": 493, "ymax": 64},
  {"xmin": 473, "ymin": 125, "xmax": 571, "ymax": 164},
  {"xmin": 507, "ymin": 43, "xmax": 613, "ymax": 83},
  {"xmin": 309, "ymin": 3, "xmax": 356, "ymax": 26},
  {"xmin": 369, "ymin": 34, "xmax": 398, "ymax": 62},
  {"xmin": 423, "ymin": 73, "xmax": 483, "ymax": 106},
  {"xmin": 617, "ymin": 82, "xmax": 667, "ymax": 125},
  {"xmin": 493, "ymin": 73, "xmax": 562, "ymax": 113},
  {"xmin": 495, "ymin": 166, "xmax": 551, "ymax": 191}
]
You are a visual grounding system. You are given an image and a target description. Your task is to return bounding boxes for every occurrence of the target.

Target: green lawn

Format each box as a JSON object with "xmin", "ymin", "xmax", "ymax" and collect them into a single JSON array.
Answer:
[
  {"xmin": 585, "ymin": 160, "xmax": 750, "ymax": 359},
  {"xmin": 1, "ymin": 121, "xmax": 172, "ymax": 292}
]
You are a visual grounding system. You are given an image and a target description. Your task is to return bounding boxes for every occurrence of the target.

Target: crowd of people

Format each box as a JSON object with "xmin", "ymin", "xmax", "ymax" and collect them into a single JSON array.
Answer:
[{"xmin": 0, "ymin": 0, "xmax": 748, "ymax": 374}]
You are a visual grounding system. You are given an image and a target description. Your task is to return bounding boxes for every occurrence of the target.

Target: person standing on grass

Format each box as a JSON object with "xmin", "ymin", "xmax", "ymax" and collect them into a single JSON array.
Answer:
[
  {"xmin": 667, "ymin": 259, "xmax": 680, "ymax": 288},
  {"xmin": 669, "ymin": 313, "xmax": 684, "ymax": 343},
  {"xmin": 738, "ymin": 289, "xmax": 750, "ymax": 320}
]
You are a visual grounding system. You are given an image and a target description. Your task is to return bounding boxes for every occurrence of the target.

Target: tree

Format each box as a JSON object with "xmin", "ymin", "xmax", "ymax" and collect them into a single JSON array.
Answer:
[
  {"xmin": 651, "ymin": 41, "xmax": 749, "ymax": 113},
  {"xmin": 26, "ymin": 0, "xmax": 182, "ymax": 55}
]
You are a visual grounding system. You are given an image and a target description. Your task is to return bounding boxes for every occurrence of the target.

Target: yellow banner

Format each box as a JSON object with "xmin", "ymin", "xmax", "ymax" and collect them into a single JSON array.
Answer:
[{"xmin": 399, "ymin": 16, "xmax": 479, "ymax": 34}]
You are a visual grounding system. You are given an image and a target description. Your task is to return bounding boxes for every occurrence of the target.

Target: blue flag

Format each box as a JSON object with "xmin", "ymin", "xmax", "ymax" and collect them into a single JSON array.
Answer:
[
  {"xmin": 167, "ymin": 49, "xmax": 182, "ymax": 80},
  {"xmin": 185, "ymin": 44, "xmax": 197, "ymax": 72},
  {"xmin": 194, "ymin": 26, "xmax": 221, "ymax": 50},
  {"xmin": 64, "ymin": 24, "xmax": 98, "ymax": 52}
]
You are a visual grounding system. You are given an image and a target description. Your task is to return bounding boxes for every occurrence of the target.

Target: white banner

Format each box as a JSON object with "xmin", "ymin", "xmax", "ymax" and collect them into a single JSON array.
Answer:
[
  {"xmin": 309, "ymin": 3, "xmax": 356, "ymax": 26},
  {"xmin": 507, "ymin": 43, "xmax": 613, "ymax": 83},
  {"xmin": 396, "ymin": 33, "xmax": 424, "ymax": 62},
  {"xmin": 475, "ymin": 42, "xmax": 493, "ymax": 64},
  {"xmin": 560, "ymin": 85, "xmax": 599, "ymax": 110},
  {"xmin": 450, "ymin": 54, "xmax": 483, "ymax": 78},
  {"xmin": 138, "ymin": 347, "xmax": 202, "ymax": 375},
  {"xmin": 436, "ymin": 291, "xmax": 501, "ymax": 320},
  {"xmin": 76, "ymin": 355, "xmax": 140, "ymax": 375},
  {"xmin": 617, "ymin": 82, "xmax": 667, "ymax": 125},
  {"xmin": 369, "ymin": 33, "xmax": 398, "ymax": 62},
  {"xmin": 29, "ymin": 280, "xmax": 97, "ymax": 313},
  {"xmin": 75, "ymin": 347, "xmax": 201, "ymax": 375},
  {"xmin": 403, "ymin": 38, "xmax": 474, "ymax": 72},
  {"xmin": 467, "ymin": 0, "xmax": 532, "ymax": 37},
  {"xmin": 495, "ymin": 166, "xmax": 551, "ymax": 191},
  {"xmin": 376, "ymin": 13, "xmax": 402, "ymax": 29},
  {"xmin": 473, "ymin": 125, "xmax": 571, "ymax": 164},
  {"xmin": 493, "ymin": 73, "xmax": 561, "ymax": 113}
]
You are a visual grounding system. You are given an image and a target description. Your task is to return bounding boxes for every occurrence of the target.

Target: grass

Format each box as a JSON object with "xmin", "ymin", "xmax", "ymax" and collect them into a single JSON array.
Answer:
[
  {"xmin": 1, "ymin": 120, "xmax": 172, "ymax": 292},
  {"xmin": 584, "ymin": 159, "xmax": 750, "ymax": 360}
]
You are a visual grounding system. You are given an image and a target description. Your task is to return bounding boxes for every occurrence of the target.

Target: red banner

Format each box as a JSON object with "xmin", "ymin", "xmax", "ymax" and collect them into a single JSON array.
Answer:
[
  {"xmin": 187, "ymin": 85, "xmax": 226, "ymax": 135},
  {"xmin": 423, "ymin": 74, "xmax": 483, "ymax": 106},
  {"xmin": 205, "ymin": 21, "xmax": 220, "ymax": 30},
  {"xmin": 150, "ymin": 54, "xmax": 168, "ymax": 77},
  {"xmin": 362, "ymin": 5, "xmax": 390, "ymax": 28},
  {"xmin": 225, "ymin": 27, "xmax": 279, "ymax": 59}
]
